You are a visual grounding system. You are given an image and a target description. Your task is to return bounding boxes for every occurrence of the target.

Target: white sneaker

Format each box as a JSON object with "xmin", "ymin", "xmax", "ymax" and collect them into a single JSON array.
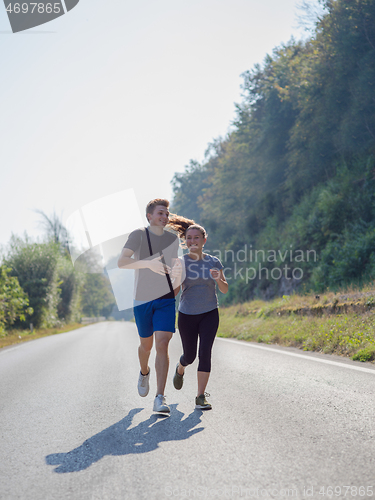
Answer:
[
  {"xmin": 153, "ymin": 394, "xmax": 170, "ymax": 413},
  {"xmin": 138, "ymin": 368, "xmax": 150, "ymax": 397}
]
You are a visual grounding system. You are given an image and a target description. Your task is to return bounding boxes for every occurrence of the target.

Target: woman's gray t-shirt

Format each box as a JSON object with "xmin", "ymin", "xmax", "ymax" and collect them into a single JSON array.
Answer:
[{"xmin": 179, "ymin": 253, "xmax": 223, "ymax": 315}]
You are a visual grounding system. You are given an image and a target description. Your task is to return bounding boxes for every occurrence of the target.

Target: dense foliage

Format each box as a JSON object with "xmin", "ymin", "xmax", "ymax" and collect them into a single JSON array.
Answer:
[
  {"xmin": 5, "ymin": 237, "xmax": 63, "ymax": 327},
  {"xmin": 1, "ymin": 213, "xmax": 116, "ymax": 331},
  {"xmin": 80, "ymin": 273, "xmax": 115, "ymax": 318},
  {"xmin": 0, "ymin": 265, "xmax": 33, "ymax": 334},
  {"xmin": 172, "ymin": 0, "xmax": 375, "ymax": 301}
]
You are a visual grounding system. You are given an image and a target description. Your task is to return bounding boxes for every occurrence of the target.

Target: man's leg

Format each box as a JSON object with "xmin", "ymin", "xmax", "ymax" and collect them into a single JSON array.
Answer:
[
  {"xmin": 134, "ymin": 302, "xmax": 153, "ymax": 373},
  {"xmin": 134, "ymin": 301, "xmax": 154, "ymax": 397},
  {"xmin": 154, "ymin": 330, "xmax": 173, "ymax": 395},
  {"xmin": 138, "ymin": 335, "xmax": 153, "ymax": 375}
]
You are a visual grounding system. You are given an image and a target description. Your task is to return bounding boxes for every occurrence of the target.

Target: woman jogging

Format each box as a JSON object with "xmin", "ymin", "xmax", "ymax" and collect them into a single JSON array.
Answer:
[{"xmin": 167, "ymin": 218, "xmax": 228, "ymax": 410}]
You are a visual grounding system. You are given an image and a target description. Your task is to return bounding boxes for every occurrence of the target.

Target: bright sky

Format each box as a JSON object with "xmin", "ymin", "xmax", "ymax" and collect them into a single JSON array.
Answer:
[{"xmin": 0, "ymin": 0, "xmax": 311, "ymax": 249}]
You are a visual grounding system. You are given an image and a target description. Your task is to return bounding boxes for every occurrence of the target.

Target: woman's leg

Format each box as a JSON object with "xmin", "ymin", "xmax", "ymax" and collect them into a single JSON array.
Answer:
[
  {"xmin": 197, "ymin": 309, "xmax": 219, "ymax": 396},
  {"xmin": 197, "ymin": 371, "xmax": 210, "ymax": 396},
  {"xmin": 177, "ymin": 312, "xmax": 200, "ymax": 374}
]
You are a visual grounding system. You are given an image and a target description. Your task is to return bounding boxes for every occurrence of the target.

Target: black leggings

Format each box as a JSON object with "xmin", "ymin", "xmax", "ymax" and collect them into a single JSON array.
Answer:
[{"xmin": 178, "ymin": 309, "xmax": 219, "ymax": 373}]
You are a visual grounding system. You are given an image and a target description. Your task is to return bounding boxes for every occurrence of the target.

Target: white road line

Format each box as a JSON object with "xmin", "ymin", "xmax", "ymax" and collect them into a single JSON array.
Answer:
[
  {"xmin": 217, "ymin": 337, "xmax": 375, "ymax": 375},
  {"xmin": 0, "ymin": 344, "xmax": 25, "ymax": 356},
  {"xmin": 2, "ymin": 329, "xmax": 374, "ymax": 376}
]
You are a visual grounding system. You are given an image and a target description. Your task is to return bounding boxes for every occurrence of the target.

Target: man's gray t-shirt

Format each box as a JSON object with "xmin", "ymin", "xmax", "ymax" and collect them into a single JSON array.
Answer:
[
  {"xmin": 123, "ymin": 228, "xmax": 179, "ymax": 302},
  {"xmin": 178, "ymin": 254, "xmax": 223, "ymax": 315}
]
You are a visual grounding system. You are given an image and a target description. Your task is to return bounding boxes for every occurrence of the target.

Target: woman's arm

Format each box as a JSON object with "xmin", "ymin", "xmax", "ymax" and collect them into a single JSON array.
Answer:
[
  {"xmin": 171, "ymin": 257, "xmax": 183, "ymax": 295},
  {"xmin": 210, "ymin": 268, "xmax": 229, "ymax": 294}
]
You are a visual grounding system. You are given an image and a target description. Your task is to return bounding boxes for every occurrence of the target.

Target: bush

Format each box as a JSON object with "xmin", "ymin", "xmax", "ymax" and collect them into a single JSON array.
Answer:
[
  {"xmin": 0, "ymin": 265, "xmax": 33, "ymax": 334},
  {"xmin": 80, "ymin": 273, "xmax": 115, "ymax": 318},
  {"xmin": 5, "ymin": 236, "xmax": 62, "ymax": 328},
  {"xmin": 352, "ymin": 347, "xmax": 375, "ymax": 363},
  {"xmin": 57, "ymin": 256, "xmax": 84, "ymax": 323}
]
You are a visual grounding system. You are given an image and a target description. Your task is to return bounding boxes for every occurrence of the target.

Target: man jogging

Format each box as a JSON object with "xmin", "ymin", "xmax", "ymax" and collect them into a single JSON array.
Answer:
[{"xmin": 118, "ymin": 199, "xmax": 181, "ymax": 413}]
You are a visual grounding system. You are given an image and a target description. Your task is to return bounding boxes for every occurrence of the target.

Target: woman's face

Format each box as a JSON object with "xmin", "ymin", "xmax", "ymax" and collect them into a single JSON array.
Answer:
[{"xmin": 186, "ymin": 229, "xmax": 206, "ymax": 253}]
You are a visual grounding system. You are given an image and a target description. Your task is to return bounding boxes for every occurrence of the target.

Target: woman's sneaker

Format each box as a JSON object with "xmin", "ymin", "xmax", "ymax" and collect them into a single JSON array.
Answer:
[
  {"xmin": 195, "ymin": 393, "xmax": 212, "ymax": 410},
  {"xmin": 138, "ymin": 368, "xmax": 150, "ymax": 397},
  {"xmin": 173, "ymin": 363, "xmax": 184, "ymax": 390},
  {"xmin": 153, "ymin": 394, "xmax": 170, "ymax": 413}
]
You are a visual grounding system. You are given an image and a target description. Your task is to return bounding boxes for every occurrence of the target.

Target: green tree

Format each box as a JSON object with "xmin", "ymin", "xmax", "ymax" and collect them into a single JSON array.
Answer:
[
  {"xmin": 36, "ymin": 210, "xmax": 84, "ymax": 323},
  {"xmin": 57, "ymin": 256, "xmax": 85, "ymax": 323},
  {"xmin": 35, "ymin": 209, "xmax": 70, "ymax": 249},
  {"xmin": 5, "ymin": 236, "xmax": 62, "ymax": 328},
  {"xmin": 0, "ymin": 266, "xmax": 33, "ymax": 334},
  {"xmin": 81, "ymin": 273, "xmax": 115, "ymax": 318},
  {"xmin": 171, "ymin": 0, "xmax": 375, "ymax": 301}
]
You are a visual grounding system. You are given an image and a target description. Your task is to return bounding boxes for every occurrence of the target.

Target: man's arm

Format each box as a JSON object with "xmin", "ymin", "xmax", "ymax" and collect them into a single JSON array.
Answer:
[
  {"xmin": 118, "ymin": 247, "xmax": 171, "ymax": 276},
  {"xmin": 118, "ymin": 247, "xmax": 148, "ymax": 269}
]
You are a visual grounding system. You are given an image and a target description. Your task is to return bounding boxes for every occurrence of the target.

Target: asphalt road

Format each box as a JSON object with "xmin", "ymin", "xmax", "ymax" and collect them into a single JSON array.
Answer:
[{"xmin": 0, "ymin": 321, "xmax": 374, "ymax": 500}]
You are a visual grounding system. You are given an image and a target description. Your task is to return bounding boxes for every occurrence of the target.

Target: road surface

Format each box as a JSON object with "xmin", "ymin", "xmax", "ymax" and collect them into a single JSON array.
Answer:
[{"xmin": 0, "ymin": 322, "xmax": 374, "ymax": 499}]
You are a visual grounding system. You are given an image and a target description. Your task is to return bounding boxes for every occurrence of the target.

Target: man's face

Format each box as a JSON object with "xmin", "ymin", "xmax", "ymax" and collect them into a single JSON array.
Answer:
[{"xmin": 147, "ymin": 205, "xmax": 169, "ymax": 227}]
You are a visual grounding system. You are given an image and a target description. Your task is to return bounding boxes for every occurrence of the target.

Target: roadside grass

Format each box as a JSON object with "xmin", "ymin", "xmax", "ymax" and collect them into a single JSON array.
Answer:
[
  {"xmin": 0, "ymin": 323, "xmax": 87, "ymax": 349},
  {"xmin": 3, "ymin": 286, "xmax": 375, "ymax": 362},
  {"xmin": 218, "ymin": 288, "xmax": 375, "ymax": 362},
  {"xmin": 230, "ymin": 284, "xmax": 375, "ymax": 317}
]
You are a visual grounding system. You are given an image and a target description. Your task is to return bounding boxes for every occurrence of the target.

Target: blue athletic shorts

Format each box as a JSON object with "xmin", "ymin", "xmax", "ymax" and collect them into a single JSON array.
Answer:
[{"xmin": 133, "ymin": 298, "xmax": 176, "ymax": 338}]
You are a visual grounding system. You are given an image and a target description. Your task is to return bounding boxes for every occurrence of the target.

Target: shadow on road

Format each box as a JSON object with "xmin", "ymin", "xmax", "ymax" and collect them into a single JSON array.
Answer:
[{"xmin": 46, "ymin": 405, "xmax": 204, "ymax": 473}]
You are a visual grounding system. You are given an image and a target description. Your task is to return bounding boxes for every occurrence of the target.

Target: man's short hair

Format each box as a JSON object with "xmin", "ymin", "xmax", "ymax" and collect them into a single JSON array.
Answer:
[{"xmin": 146, "ymin": 199, "xmax": 169, "ymax": 218}]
